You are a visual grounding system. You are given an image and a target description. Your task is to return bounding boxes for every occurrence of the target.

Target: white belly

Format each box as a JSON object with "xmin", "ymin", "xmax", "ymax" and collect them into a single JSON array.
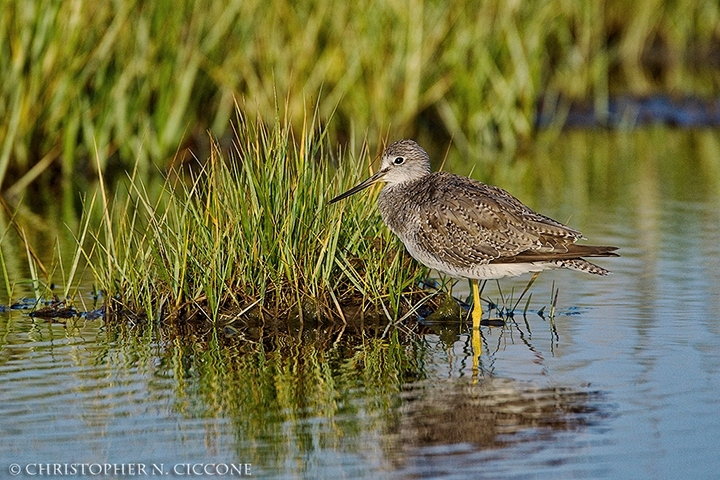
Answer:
[{"xmin": 404, "ymin": 242, "xmax": 556, "ymax": 280}]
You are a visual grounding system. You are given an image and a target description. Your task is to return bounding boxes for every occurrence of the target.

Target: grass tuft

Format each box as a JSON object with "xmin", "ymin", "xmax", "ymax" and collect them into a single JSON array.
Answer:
[{"xmin": 86, "ymin": 108, "xmax": 428, "ymax": 323}]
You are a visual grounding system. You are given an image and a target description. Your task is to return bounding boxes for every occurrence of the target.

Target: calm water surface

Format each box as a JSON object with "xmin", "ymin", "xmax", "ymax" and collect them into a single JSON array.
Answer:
[{"xmin": 2, "ymin": 130, "xmax": 720, "ymax": 479}]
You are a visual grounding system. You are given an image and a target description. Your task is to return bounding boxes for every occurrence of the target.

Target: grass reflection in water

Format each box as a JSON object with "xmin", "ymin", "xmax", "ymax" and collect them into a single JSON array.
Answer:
[{"xmin": 101, "ymin": 313, "xmax": 608, "ymax": 475}]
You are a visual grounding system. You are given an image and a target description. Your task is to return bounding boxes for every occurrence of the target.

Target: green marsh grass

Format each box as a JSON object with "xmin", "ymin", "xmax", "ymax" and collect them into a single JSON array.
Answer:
[
  {"xmin": 2, "ymin": 0, "xmax": 719, "ymax": 193},
  {"xmin": 87, "ymin": 111, "xmax": 429, "ymax": 323}
]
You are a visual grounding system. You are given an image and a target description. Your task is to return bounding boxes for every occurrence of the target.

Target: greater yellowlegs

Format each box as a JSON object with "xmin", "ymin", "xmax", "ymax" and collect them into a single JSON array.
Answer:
[{"xmin": 329, "ymin": 139, "xmax": 618, "ymax": 328}]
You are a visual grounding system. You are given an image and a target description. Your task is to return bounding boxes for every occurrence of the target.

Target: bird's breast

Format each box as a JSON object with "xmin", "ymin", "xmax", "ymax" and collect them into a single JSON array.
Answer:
[{"xmin": 378, "ymin": 180, "xmax": 433, "ymax": 241}]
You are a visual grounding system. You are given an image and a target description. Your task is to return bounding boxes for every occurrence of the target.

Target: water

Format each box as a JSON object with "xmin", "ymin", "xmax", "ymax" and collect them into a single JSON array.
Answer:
[{"xmin": 2, "ymin": 130, "xmax": 720, "ymax": 479}]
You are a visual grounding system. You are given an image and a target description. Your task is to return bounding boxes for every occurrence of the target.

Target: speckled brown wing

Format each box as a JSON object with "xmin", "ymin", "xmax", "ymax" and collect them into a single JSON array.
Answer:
[{"xmin": 405, "ymin": 172, "xmax": 584, "ymax": 270}]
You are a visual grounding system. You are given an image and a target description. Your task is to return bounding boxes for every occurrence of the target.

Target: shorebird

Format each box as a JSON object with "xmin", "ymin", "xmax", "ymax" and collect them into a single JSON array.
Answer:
[{"xmin": 329, "ymin": 139, "xmax": 618, "ymax": 328}]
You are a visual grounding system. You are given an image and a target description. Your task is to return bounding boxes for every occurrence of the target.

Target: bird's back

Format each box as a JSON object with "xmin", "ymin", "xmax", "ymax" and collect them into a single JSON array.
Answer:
[{"xmin": 378, "ymin": 171, "xmax": 613, "ymax": 278}]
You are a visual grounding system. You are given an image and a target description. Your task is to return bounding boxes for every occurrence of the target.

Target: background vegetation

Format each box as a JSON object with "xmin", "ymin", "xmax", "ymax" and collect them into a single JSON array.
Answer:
[{"xmin": 2, "ymin": 0, "xmax": 720, "ymax": 196}]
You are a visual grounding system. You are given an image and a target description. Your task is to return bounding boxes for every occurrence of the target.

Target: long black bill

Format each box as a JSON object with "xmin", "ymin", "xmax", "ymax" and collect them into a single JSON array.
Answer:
[{"xmin": 328, "ymin": 169, "xmax": 387, "ymax": 204}]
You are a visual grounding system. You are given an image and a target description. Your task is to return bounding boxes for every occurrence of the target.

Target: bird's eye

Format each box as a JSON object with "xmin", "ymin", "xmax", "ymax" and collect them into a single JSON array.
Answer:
[{"xmin": 393, "ymin": 156, "xmax": 405, "ymax": 165}]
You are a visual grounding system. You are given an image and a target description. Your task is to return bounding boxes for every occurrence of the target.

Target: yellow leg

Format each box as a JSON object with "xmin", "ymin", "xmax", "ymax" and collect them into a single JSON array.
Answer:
[
  {"xmin": 471, "ymin": 280, "xmax": 482, "ymax": 380},
  {"xmin": 471, "ymin": 279, "xmax": 483, "ymax": 329}
]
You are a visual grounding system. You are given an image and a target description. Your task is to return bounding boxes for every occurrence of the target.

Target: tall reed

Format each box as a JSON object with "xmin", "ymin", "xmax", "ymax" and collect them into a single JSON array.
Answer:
[{"xmin": 1, "ymin": 0, "xmax": 718, "ymax": 193}]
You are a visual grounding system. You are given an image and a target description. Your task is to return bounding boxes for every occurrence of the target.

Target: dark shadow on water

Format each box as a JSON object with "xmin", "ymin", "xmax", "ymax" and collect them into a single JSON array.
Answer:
[
  {"xmin": 537, "ymin": 94, "xmax": 720, "ymax": 129},
  {"xmin": 387, "ymin": 377, "xmax": 614, "ymax": 479},
  {"xmin": 391, "ymin": 377, "xmax": 610, "ymax": 452}
]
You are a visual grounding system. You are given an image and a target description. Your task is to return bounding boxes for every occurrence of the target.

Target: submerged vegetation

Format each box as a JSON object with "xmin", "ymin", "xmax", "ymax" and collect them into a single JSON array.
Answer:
[{"xmin": 2, "ymin": 0, "xmax": 720, "ymax": 194}]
